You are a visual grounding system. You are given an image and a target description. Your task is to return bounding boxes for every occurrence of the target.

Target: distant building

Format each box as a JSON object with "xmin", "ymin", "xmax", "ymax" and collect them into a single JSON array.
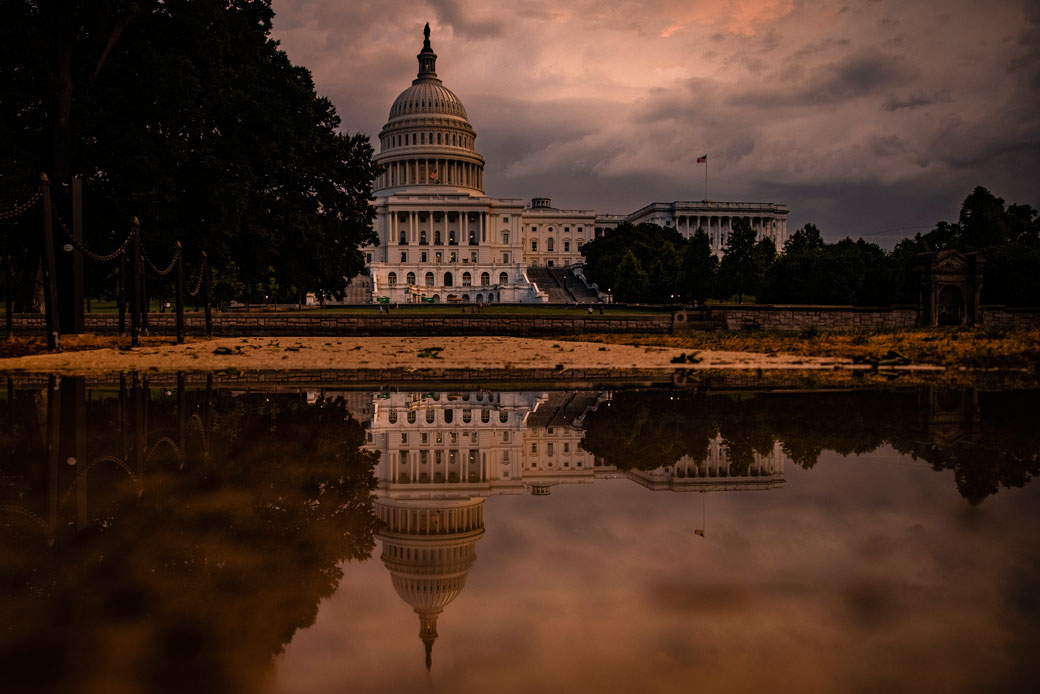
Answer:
[{"xmin": 357, "ymin": 26, "xmax": 788, "ymax": 303}]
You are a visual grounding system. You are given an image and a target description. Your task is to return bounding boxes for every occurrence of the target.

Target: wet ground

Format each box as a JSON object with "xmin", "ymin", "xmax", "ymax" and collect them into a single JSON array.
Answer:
[{"xmin": 1, "ymin": 377, "xmax": 1037, "ymax": 693}]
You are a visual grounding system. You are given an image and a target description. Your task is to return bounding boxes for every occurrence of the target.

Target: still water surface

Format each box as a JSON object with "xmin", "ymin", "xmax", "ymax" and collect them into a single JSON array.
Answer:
[{"xmin": 1, "ymin": 376, "xmax": 1037, "ymax": 693}]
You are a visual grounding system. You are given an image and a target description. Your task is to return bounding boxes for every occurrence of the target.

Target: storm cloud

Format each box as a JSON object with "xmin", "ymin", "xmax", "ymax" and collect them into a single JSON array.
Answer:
[{"xmin": 271, "ymin": 0, "xmax": 1039, "ymax": 245}]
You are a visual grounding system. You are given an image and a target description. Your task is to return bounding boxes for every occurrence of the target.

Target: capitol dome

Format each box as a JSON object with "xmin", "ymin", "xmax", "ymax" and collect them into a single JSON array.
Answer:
[
  {"xmin": 388, "ymin": 80, "xmax": 468, "ymax": 121},
  {"xmin": 373, "ymin": 24, "xmax": 486, "ymax": 195}
]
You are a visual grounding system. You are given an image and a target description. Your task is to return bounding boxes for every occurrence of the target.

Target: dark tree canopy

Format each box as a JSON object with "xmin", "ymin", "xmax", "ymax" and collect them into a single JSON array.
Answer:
[
  {"xmin": 0, "ymin": 0, "xmax": 381, "ymax": 305},
  {"xmin": 891, "ymin": 187, "xmax": 1040, "ymax": 306},
  {"xmin": 578, "ymin": 187, "xmax": 1037, "ymax": 308}
]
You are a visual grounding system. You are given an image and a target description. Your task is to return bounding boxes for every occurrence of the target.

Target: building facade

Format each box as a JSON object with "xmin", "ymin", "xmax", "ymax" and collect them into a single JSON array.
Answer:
[{"xmin": 361, "ymin": 26, "xmax": 789, "ymax": 303}]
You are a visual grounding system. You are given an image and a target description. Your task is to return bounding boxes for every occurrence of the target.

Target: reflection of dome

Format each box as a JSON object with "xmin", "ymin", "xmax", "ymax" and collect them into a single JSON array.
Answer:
[
  {"xmin": 373, "ymin": 24, "xmax": 486, "ymax": 195},
  {"xmin": 375, "ymin": 497, "xmax": 485, "ymax": 671}
]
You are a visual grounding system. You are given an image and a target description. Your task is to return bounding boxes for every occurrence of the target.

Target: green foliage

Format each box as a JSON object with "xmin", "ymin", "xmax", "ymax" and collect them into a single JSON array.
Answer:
[
  {"xmin": 0, "ymin": 0, "xmax": 380, "ymax": 305},
  {"xmin": 762, "ymin": 229, "xmax": 899, "ymax": 306},
  {"xmin": 681, "ymin": 229, "xmax": 717, "ymax": 305},
  {"xmin": 718, "ymin": 218, "xmax": 774, "ymax": 303},
  {"xmin": 891, "ymin": 186, "xmax": 1040, "ymax": 306}
]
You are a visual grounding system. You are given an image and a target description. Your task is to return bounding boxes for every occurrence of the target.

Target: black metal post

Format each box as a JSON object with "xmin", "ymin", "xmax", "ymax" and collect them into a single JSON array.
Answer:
[
  {"xmin": 202, "ymin": 251, "xmax": 212, "ymax": 337},
  {"xmin": 131, "ymin": 217, "xmax": 141, "ymax": 347},
  {"xmin": 40, "ymin": 174, "xmax": 61, "ymax": 351},
  {"xmin": 175, "ymin": 242, "xmax": 184, "ymax": 343},
  {"xmin": 141, "ymin": 276, "xmax": 149, "ymax": 336},
  {"xmin": 118, "ymin": 250, "xmax": 126, "ymax": 336},
  {"xmin": 5, "ymin": 255, "xmax": 12, "ymax": 340}
]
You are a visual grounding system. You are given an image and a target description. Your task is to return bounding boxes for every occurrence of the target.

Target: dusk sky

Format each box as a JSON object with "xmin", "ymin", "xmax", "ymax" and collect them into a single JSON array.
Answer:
[{"xmin": 270, "ymin": 0, "xmax": 1040, "ymax": 245}]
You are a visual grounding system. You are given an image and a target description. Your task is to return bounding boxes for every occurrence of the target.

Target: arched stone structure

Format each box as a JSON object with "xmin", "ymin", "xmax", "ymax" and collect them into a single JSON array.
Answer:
[{"xmin": 913, "ymin": 250, "xmax": 984, "ymax": 327}]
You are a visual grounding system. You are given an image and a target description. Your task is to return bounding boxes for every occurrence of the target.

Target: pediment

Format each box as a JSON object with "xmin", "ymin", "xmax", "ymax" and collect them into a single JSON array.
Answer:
[{"xmin": 935, "ymin": 250, "xmax": 969, "ymax": 271}]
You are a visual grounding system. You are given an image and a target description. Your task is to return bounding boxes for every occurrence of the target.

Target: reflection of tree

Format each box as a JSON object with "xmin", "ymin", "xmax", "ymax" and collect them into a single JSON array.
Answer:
[
  {"xmin": 0, "ymin": 383, "xmax": 379, "ymax": 693},
  {"xmin": 581, "ymin": 389, "xmax": 1040, "ymax": 505}
]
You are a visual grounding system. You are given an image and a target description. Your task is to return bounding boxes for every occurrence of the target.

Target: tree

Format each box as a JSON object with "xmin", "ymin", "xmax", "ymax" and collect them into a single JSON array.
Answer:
[
  {"xmin": 613, "ymin": 250, "xmax": 650, "ymax": 302},
  {"xmin": 0, "ymin": 0, "xmax": 380, "ymax": 310},
  {"xmin": 581, "ymin": 223, "xmax": 686, "ymax": 303},
  {"xmin": 890, "ymin": 186, "xmax": 1040, "ymax": 306},
  {"xmin": 681, "ymin": 228, "xmax": 717, "ymax": 305},
  {"xmin": 782, "ymin": 223, "xmax": 824, "ymax": 256},
  {"xmin": 718, "ymin": 218, "xmax": 769, "ymax": 302}
]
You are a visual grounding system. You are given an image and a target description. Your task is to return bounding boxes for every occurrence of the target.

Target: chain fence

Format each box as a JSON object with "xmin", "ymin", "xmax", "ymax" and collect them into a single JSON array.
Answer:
[
  {"xmin": 0, "ymin": 189, "xmax": 44, "ymax": 222},
  {"xmin": 52, "ymin": 204, "xmax": 137, "ymax": 262},
  {"xmin": 2, "ymin": 174, "xmax": 213, "ymax": 347}
]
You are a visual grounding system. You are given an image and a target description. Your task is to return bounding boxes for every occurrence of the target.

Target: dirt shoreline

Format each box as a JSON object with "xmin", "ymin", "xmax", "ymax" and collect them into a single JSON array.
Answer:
[{"xmin": 0, "ymin": 335, "xmax": 944, "ymax": 375}]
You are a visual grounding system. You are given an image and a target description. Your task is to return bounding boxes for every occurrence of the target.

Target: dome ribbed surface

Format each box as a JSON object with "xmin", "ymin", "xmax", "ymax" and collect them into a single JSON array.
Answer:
[{"xmin": 389, "ymin": 81, "xmax": 468, "ymax": 120}]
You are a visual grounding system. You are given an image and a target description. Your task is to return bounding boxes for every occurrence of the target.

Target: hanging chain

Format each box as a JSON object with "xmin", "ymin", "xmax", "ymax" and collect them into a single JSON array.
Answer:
[
  {"xmin": 187, "ymin": 254, "xmax": 207, "ymax": 297},
  {"xmin": 0, "ymin": 189, "xmax": 44, "ymax": 222},
  {"xmin": 142, "ymin": 243, "xmax": 180, "ymax": 276},
  {"xmin": 51, "ymin": 203, "xmax": 137, "ymax": 262}
]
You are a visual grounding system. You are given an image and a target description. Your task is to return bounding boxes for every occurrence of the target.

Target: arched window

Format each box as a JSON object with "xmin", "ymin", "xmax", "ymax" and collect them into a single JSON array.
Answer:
[
  {"xmin": 426, "ymin": 410, "xmax": 435, "ymax": 423},
  {"xmin": 399, "ymin": 230, "xmax": 406, "ymax": 244},
  {"xmin": 564, "ymin": 241, "xmax": 570, "ymax": 252},
  {"xmin": 407, "ymin": 411, "xmax": 416, "ymax": 423},
  {"xmin": 462, "ymin": 272, "xmax": 472, "ymax": 287},
  {"xmin": 434, "ymin": 230, "xmax": 442, "ymax": 244},
  {"xmin": 407, "ymin": 272, "xmax": 416, "ymax": 285},
  {"xmin": 462, "ymin": 294, "xmax": 470, "ymax": 302},
  {"xmin": 419, "ymin": 230, "xmax": 427, "ymax": 244},
  {"xmin": 499, "ymin": 272, "xmax": 508, "ymax": 285},
  {"xmin": 443, "ymin": 409, "xmax": 453, "ymax": 423},
  {"xmin": 462, "ymin": 409, "xmax": 472, "ymax": 423},
  {"xmin": 425, "ymin": 272, "xmax": 434, "ymax": 287},
  {"xmin": 480, "ymin": 272, "xmax": 490, "ymax": 287},
  {"xmin": 432, "ymin": 294, "xmax": 440, "ymax": 303},
  {"xmin": 499, "ymin": 411, "xmax": 508, "ymax": 423},
  {"xmin": 443, "ymin": 272, "xmax": 453, "ymax": 287},
  {"xmin": 388, "ymin": 409, "xmax": 398, "ymax": 423},
  {"xmin": 449, "ymin": 230, "xmax": 456, "ymax": 244},
  {"xmin": 475, "ymin": 293, "xmax": 483, "ymax": 303},
  {"xmin": 481, "ymin": 409, "xmax": 491, "ymax": 423},
  {"xmin": 437, "ymin": 132, "xmax": 442, "ymax": 144},
  {"xmin": 387, "ymin": 272, "xmax": 397, "ymax": 287},
  {"xmin": 547, "ymin": 238, "xmax": 554, "ymax": 252}
]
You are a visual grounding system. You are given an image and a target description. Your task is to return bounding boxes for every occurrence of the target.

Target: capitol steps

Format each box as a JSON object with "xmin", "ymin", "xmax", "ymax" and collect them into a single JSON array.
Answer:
[{"xmin": 527, "ymin": 267, "xmax": 603, "ymax": 304}]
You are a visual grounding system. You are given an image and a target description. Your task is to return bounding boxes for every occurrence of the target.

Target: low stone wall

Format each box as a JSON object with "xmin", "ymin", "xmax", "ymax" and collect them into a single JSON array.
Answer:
[
  {"xmin": 706, "ymin": 305, "xmax": 922, "ymax": 331},
  {"xmin": 978, "ymin": 306, "xmax": 1040, "ymax": 328},
  {"xmin": 6, "ymin": 303, "xmax": 1037, "ymax": 337},
  {"xmin": 6, "ymin": 312, "xmax": 673, "ymax": 337}
]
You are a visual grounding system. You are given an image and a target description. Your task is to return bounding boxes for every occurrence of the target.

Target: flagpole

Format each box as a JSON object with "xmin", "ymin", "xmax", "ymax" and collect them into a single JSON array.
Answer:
[{"xmin": 704, "ymin": 159, "xmax": 708, "ymax": 201}]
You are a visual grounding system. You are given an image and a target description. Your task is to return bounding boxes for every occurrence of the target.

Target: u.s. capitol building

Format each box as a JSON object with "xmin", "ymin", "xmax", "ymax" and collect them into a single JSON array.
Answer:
[{"xmin": 358, "ymin": 25, "xmax": 788, "ymax": 304}]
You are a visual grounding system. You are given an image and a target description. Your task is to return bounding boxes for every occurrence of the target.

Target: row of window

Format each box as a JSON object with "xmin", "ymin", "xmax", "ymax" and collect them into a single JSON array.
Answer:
[
  {"xmin": 399, "ymin": 212, "xmax": 487, "ymax": 223},
  {"xmin": 399, "ymin": 250, "xmax": 478, "ymax": 263},
  {"xmin": 530, "ymin": 239, "xmax": 575, "ymax": 253},
  {"xmin": 388, "ymin": 409, "xmax": 510, "ymax": 424},
  {"xmin": 398, "ymin": 230, "xmax": 482, "ymax": 245},
  {"xmin": 528, "ymin": 225, "xmax": 583, "ymax": 233},
  {"xmin": 387, "ymin": 271, "xmax": 509, "ymax": 287},
  {"xmin": 387, "ymin": 131, "xmax": 473, "ymax": 149}
]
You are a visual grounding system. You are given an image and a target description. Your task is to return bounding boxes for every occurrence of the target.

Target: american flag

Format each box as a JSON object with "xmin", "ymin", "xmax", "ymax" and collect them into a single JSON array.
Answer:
[{"xmin": 696, "ymin": 155, "xmax": 708, "ymax": 163}]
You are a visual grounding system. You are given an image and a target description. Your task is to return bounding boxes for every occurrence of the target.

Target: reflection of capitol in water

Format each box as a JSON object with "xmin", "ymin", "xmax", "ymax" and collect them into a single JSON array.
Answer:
[{"xmin": 359, "ymin": 390, "xmax": 789, "ymax": 669}]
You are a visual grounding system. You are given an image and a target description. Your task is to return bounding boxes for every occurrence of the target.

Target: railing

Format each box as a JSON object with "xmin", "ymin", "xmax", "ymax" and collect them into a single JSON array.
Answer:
[{"xmin": 0, "ymin": 173, "xmax": 212, "ymax": 350}]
